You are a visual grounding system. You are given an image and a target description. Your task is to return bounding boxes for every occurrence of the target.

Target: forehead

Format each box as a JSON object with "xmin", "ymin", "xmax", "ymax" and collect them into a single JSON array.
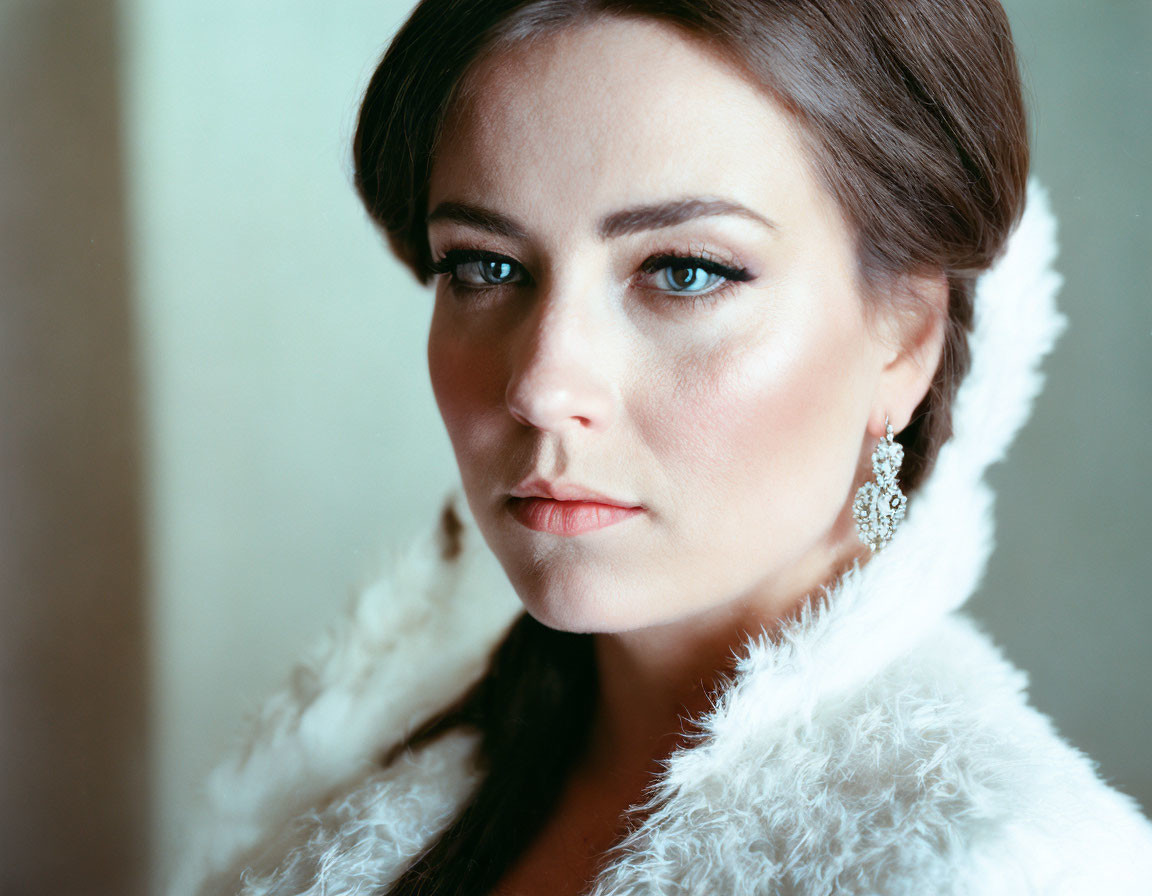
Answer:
[{"xmin": 427, "ymin": 16, "xmax": 824, "ymax": 230}]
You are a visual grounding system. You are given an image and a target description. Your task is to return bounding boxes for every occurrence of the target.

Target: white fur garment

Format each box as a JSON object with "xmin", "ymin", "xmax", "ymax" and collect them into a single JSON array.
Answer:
[{"xmin": 170, "ymin": 182, "xmax": 1152, "ymax": 895}]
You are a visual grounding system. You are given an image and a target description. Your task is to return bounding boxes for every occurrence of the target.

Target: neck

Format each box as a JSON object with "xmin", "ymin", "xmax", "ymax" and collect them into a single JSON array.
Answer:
[{"xmin": 584, "ymin": 529, "xmax": 870, "ymax": 781}]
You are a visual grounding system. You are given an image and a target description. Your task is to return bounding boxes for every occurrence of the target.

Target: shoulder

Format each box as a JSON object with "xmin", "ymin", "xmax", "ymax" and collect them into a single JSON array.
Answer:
[
  {"xmin": 854, "ymin": 613, "xmax": 1152, "ymax": 893},
  {"xmin": 168, "ymin": 495, "xmax": 520, "ymax": 896},
  {"xmin": 675, "ymin": 612, "xmax": 1152, "ymax": 894},
  {"xmin": 585, "ymin": 614, "xmax": 1152, "ymax": 896},
  {"xmin": 210, "ymin": 729, "xmax": 482, "ymax": 896}
]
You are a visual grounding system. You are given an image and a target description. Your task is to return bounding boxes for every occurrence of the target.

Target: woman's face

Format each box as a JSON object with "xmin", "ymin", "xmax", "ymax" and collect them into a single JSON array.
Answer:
[{"xmin": 426, "ymin": 17, "xmax": 913, "ymax": 634}]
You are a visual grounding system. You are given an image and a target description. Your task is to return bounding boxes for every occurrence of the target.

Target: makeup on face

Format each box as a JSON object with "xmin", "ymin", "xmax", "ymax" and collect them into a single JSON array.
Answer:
[
  {"xmin": 506, "ymin": 497, "xmax": 645, "ymax": 536},
  {"xmin": 424, "ymin": 17, "xmax": 885, "ymax": 634}
]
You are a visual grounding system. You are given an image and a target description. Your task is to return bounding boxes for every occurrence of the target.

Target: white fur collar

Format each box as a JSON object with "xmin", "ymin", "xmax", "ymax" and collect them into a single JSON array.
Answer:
[{"xmin": 175, "ymin": 181, "xmax": 1149, "ymax": 895}]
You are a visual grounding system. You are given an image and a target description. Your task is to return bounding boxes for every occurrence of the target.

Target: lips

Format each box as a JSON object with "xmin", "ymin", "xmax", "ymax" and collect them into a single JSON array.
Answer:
[
  {"xmin": 506, "ymin": 476, "xmax": 644, "ymax": 535},
  {"xmin": 509, "ymin": 477, "xmax": 641, "ymax": 508},
  {"xmin": 506, "ymin": 496, "xmax": 644, "ymax": 535}
]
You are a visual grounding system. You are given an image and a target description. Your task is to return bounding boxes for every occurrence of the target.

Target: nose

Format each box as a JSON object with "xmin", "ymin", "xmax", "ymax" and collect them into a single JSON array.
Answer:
[{"xmin": 504, "ymin": 285, "xmax": 617, "ymax": 433}]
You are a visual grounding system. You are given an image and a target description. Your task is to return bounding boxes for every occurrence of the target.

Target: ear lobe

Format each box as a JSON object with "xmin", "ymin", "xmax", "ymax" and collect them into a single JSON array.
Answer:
[{"xmin": 874, "ymin": 270, "xmax": 949, "ymax": 432}]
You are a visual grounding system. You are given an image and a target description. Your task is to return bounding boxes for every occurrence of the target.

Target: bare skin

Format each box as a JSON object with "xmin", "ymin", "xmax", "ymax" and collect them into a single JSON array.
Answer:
[
  {"xmin": 490, "ymin": 750, "xmax": 661, "ymax": 896},
  {"xmin": 424, "ymin": 17, "xmax": 946, "ymax": 894}
]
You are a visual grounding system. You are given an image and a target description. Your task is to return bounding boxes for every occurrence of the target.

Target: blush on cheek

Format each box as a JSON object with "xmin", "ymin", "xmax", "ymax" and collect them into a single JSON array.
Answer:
[
  {"xmin": 750, "ymin": 342, "xmax": 868, "ymax": 530},
  {"xmin": 427, "ymin": 315, "xmax": 519, "ymax": 516},
  {"xmin": 695, "ymin": 343, "xmax": 812, "ymax": 492},
  {"xmin": 427, "ymin": 341, "xmax": 463, "ymax": 421},
  {"xmin": 670, "ymin": 325, "xmax": 862, "ymax": 546},
  {"xmin": 427, "ymin": 317, "xmax": 492, "ymax": 427}
]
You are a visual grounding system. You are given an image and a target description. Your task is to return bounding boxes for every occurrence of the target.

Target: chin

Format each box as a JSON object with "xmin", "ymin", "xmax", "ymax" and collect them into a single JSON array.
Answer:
[{"xmin": 504, "ymin": 566, "xmax": 650, "ymax": 634}]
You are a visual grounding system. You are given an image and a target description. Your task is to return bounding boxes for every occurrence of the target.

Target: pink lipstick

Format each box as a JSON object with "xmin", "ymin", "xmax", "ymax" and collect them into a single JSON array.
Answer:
[{"xmin": 506, "ymin": 497, "xmax": 644, "ymax": 535}]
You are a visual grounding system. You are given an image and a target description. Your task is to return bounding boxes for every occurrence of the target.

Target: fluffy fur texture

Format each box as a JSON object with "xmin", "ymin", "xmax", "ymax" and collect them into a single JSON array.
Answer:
[{"xmin": 171, "ymin": 182, "xmax": 1152, "ymax": 895}]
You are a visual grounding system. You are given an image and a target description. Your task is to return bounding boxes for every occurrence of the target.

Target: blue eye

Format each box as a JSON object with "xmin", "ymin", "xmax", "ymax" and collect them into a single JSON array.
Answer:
[
  {"xmin": 466, "ymin": 258, "xmax": 518, "ymax": 285},
  {"xmin": 655, "ymin": 264, "xmax": 724, "ymax": 293},
  {"xmin": 429, "ymin": 250, "xmax": 526, "ymax": 288},
  {"xmin": 429, "ymin": 248, "xmax": 753, "ymax": 308},
  {"xmin": 640, "ymin": 253, "xmax": 753, "ymax": 299}
]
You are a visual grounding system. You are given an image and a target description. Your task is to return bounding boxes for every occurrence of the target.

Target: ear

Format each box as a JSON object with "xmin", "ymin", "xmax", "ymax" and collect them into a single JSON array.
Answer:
[{"xmin": 869, "ymin": 269, "xmax": 949, "ymax": 437}]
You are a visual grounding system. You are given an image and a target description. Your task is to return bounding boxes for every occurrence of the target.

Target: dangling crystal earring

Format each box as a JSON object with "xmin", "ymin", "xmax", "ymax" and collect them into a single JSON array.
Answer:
[{"xmin": 852, "ymin": 414, "xmax": 907, "ymax": 552}]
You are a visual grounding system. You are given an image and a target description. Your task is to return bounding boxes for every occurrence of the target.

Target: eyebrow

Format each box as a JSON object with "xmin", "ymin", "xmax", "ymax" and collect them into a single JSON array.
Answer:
[{"xmin": 425, "ymin": 196, "xmax": 775, "ymax": 240}]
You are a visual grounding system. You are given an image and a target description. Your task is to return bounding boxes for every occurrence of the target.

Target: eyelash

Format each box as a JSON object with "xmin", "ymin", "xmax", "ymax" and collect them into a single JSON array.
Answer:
[{"xmin": 427, "ymin": 248, "xmax": 754, "ymax": 310}]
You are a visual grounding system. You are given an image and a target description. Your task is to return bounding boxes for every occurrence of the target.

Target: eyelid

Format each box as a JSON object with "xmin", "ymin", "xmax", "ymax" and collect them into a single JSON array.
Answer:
[
  {"xmin": 637, "ymin": 251, "xmax": 751, "ymax": 283},
  {"xmin": 429, "ymin": 245, "xmax": 755, "ymax": 307},
  {"xmin": 428, "ymin": 248, "xmax": 531, "ymax": 287},
  {"xmin": 633, "ymin": 250, "xmax": 754, "ymax": 305}
]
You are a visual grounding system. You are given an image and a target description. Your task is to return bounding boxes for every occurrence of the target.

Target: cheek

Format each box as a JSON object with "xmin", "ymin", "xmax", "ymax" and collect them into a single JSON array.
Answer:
[
  {"xmin": 648, "ymin": 302, "xmax": 869, "ymax": 539},
  {"xmin": 427, "ymin": 302, "xmax": 495, "ymax": 437}
]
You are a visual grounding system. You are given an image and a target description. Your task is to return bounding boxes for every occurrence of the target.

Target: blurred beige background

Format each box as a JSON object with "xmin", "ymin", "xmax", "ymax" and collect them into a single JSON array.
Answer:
[{"xmin": 0, "ymin": 0, "xmax": 1148, "ymax": 893}]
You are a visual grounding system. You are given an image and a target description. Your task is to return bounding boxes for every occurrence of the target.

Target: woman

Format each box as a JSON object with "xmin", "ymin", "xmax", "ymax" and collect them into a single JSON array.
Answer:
[{"xmin": 174, "ymin": 1, "xmax": 1152, "ymax": 893}]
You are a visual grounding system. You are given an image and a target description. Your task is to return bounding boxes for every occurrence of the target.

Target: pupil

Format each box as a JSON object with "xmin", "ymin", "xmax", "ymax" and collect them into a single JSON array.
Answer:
[
  {"xmin": 672, "ymin": 266, "xmax": 697, "ymax": 289},
  {"xmin": 484, "ymin": 261, "xmax": 509, "ymax": 282}
]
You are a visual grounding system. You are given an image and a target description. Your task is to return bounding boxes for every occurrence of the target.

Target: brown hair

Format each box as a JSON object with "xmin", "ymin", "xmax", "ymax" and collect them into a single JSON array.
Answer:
[{"xmin": 352, "ymin": 2, "xmax": 1029, "ymax": 893}]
